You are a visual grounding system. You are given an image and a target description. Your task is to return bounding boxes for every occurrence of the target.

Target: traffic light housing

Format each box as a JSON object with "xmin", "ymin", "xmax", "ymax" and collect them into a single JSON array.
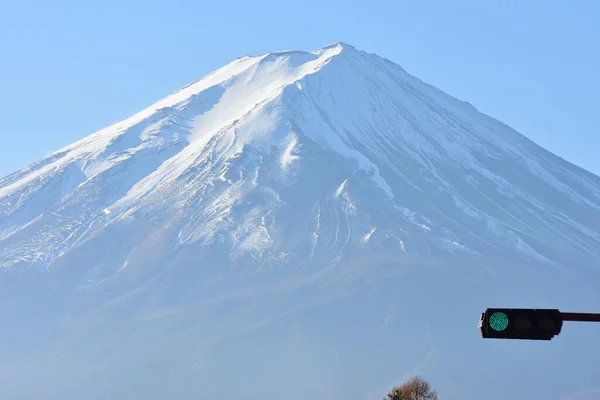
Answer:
[{"xmin": 479, "ymin": 308, "xmax": 563, "ymax": 340}]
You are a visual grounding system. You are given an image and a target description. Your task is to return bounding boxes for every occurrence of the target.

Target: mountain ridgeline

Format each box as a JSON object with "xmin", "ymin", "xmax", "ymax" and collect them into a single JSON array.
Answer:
[{"xmin": 1, "ymin": 43, "xmax": 599, "ymax": 400}]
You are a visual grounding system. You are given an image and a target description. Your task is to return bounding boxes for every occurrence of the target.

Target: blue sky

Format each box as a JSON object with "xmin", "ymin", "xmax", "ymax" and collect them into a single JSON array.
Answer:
[{"xmin": 1, "ymin": 0, "xmax": 598, "ymax": 177}]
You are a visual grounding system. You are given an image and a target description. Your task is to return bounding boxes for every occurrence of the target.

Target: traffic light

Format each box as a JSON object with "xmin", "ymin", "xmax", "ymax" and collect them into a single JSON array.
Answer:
[{"xmin": 478, "ymin": 308, "xmax": 563, "ymax": 340}]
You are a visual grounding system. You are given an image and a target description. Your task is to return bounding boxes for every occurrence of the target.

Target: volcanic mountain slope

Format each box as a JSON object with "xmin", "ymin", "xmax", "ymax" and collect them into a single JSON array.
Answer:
[
  {"xmin": 1, "ymin": 43, "xmax": 600, "ymax": 400},
  {"xmin": 2, "ymin": 42, "xmax": 600, "ymax": 276}
]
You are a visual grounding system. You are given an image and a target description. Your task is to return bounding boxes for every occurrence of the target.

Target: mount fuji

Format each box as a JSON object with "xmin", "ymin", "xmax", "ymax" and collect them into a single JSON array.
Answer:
[{"xmin": 1, "ymin": 42, "xmax": 600, "ymax": 400}]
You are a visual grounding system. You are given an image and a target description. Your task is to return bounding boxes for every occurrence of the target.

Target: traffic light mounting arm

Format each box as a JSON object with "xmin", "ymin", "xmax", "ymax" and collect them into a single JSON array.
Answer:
[{"xmin": 560, "ymin": 312, "xmax": 600, "ymax": 322}]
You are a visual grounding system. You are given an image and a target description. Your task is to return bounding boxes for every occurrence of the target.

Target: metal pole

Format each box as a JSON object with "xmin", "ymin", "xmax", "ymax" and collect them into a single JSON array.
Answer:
[{"xmin": 560, "ymin": 312, "xmax": 600, "ymax": 322}]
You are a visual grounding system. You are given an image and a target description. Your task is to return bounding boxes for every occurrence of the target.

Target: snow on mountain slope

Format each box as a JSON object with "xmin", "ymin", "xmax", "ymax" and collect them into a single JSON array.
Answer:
[
  {"xmin": 1, "ymin": 42, "xmax": 599, "ymax": 276},
  {"xmin": 1, "ymin": 43, "xmax": 600, "ymax": 400}
]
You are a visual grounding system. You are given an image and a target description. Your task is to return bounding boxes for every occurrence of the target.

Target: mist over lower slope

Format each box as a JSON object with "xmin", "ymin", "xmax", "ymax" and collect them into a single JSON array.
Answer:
[{"xmin": 1, "ymin": 42, "xmax": 599, "ymax": 400}]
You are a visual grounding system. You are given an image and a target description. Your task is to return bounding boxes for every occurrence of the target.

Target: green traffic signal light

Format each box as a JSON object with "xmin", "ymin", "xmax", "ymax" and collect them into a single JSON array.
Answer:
[{"xmin": 489, "ymin": 311, "xmax": 509, "ymax": 331}]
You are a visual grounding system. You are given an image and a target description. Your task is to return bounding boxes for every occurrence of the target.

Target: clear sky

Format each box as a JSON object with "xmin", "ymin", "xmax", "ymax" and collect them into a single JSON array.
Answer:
[{"xmin": 1, "ymin": 0, "xmax": 598, "ymax": 178}]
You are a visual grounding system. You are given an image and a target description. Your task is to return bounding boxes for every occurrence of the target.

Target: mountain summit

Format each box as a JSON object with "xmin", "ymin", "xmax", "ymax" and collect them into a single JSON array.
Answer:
[
  {"xmin": 1, "ymin": 43, "xmax": 600, "ymax": 400},
  {"xmin": 2, "ymin": 42, "xmax": 599, "ymax": 275}
]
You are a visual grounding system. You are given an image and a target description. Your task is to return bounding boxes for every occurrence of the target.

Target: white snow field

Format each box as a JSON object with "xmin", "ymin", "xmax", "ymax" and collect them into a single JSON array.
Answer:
[{"xmin": 1, "ymin": 43, "xmax": 599, "ymax": 400}]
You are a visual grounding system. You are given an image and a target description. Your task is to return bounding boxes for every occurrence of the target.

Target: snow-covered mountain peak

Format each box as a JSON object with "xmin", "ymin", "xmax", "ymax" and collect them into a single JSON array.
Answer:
[
  {"xmin": 314, "ymin": 41, "xmax": 357, "ymax": 54},
  {"xmin": 2, "ymin": 43, "xmax": 600, "ymax": 400},
  {"xmin": 1, "ymin": 43, "xmax": 600, "ymax": 277}
]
